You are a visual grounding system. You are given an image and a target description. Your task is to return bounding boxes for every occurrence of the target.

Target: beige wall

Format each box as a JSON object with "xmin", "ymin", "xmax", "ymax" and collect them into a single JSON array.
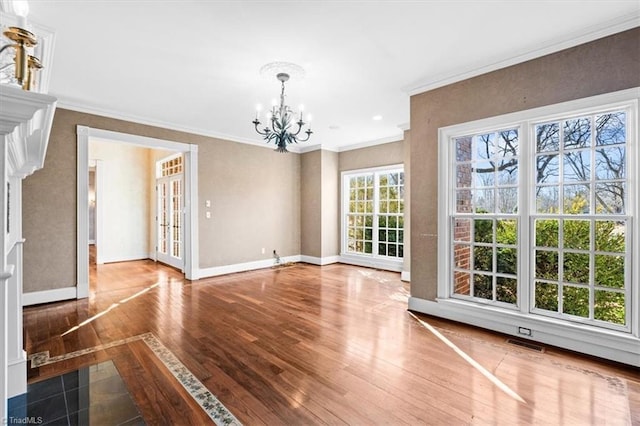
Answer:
[
  {"xmin": 321, "ymin": 150, "xmax": 339, "ymax": 258},
  {"xmin": 89, "ymin": 140, "xmax": 151, "ymax": 263},
  {"xmin": 338, "ymin": 140, "xmax": 404, "ymax": 172},
  {"xmin": 410, "ymin": 28, "xmax": 640, "ymax": 301},
  {"xmin": 23, "ymin": 108, "xmax": 301, "ymax": 292},
  {"xmin": 300, "ymin": 150, "xmax": 322, "ymax": 258}
]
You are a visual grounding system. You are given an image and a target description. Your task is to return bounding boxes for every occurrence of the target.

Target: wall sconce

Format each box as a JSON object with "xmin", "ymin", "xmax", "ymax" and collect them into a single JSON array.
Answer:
[{"xmin": 0, "ymin": 0, "xmax": 43, "ymax": 91}]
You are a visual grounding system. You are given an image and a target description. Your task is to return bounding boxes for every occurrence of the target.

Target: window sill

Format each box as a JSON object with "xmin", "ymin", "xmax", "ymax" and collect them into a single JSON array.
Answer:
[
  {"xmin": 408, "ymin": 296, "xmax": 640, "ymax": 367},
  {"xmin": 340, "ymin": 253, "xmax": 403, "ymax": 272}
]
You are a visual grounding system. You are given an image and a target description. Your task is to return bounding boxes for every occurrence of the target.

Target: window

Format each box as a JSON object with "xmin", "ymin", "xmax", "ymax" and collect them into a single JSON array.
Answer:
[
  {"xmin": 440, "ymin": 91, "xmax": 637, "ymax": 336},
  {"xmin": 342, "ymin": 166, "xmax": 405, "ymax": 261}
]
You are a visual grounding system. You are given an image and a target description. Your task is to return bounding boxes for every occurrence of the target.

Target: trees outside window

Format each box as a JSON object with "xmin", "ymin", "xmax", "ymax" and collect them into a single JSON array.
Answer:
[
  {"xmin": 343, "ymin": 167, "xmax": 404, "ymax": 260},
  {"xmin": 447, "ymin": 104, "xmax": 633, "ymax": 332}
]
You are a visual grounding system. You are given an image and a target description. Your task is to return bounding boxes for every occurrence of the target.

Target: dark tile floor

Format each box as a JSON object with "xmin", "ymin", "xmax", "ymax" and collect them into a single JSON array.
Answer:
[{"xmin": 7, "ymin": 360, "xmax": 145, "ymax": 425}]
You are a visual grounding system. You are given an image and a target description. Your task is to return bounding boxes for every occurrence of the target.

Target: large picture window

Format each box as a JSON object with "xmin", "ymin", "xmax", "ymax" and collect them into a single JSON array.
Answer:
[
  {"xmin": 440, "ymin": 90, "xmax": 637, "ymax": 336},
  {"xmin": 342, "ymin": 166, "xmax": 404, "ymax": 262}
]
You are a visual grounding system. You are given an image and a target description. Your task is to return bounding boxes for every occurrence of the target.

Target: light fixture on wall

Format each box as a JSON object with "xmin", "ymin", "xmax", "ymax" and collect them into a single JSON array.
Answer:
[
  {"xmin": 0, "ymin": 0, "xmax": 43, "ymax": 91},
  {"xmin": 253, "ymin": 62, "xmax": 312, "ymax": 153}
]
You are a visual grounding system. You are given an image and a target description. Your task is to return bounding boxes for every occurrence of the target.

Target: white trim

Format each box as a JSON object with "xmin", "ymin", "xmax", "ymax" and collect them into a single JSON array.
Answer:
[
  {"xmin": 77, "ymin": 126, "xmax": 199, "ymax": 293},
  {"xmin": 197, "ymin": 255, "xmax": 302, "ymax": 279},
  {"xmin": 7, "ymin": 349, "xmax": 26, "ymax": 398},
  {"xmin": 22, "ymin": 287, "xmax": 77, "ymax": 306},
  {"xmin": 339, "ymin": 254, "xmax": 403, "ymax": 272},
  {"xmin": 409, "ymin": 297, "xmax": 640, "ymax": 367},
  {"xmin": 404, "ymin": 14, "xmax": 640, "ymax": 96},
  {"xmin": 300, "ymin": 255, "xmax": 341, "ymax": 266},
  {"xmin": 436, "ymin": 88, "xmax": 640, "ymax": 362},
  {"xmin": 337, "ymin": 135, "xmax": 403, "ymax": 152},
  {"xmin": 98, "ymin": 253, "xmax": 152, "ymax": 264},
  {"xmin": 401, "ymin": 271, "xmax": 411, "ymax": 282}
]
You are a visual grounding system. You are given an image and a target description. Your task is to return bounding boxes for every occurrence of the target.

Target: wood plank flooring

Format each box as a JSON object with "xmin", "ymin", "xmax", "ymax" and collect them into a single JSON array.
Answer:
[{"xmin": 24, "ymin": 259, "xmax": 639, "ymax": 425}]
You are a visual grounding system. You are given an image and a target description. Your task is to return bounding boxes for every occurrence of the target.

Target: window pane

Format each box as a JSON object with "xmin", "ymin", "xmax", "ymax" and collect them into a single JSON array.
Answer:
[
  {"xmin": 536, "ymin": 186, "xmax": 559, "ymax": 213},
  {"xmin": 456, "ymin": 190, "xmax": 473, "ymax": 213},
  {"xmin": 378, "ymin": 243, "xmax": 387, "ymax": 256},
  {"xmin": 563, "ymin": 184, "xmax": 590, "ymax": 214},
  {"xmin": 596, "ymin": 112, "xmax": 625, "ymax": 146},
  {"xmin": 563, "ymin": 253, "xmax": 590, "ymax": 284},
  {"xmin": 563, "ymin": 151, "xmax": 591, "ymax": 182},
  {"xmin": 595, "ymin": 255, "xmax": 624, "ymax": 289},
  {"xmin": 473, "ymin": 246, "xmax": 493, "ymax": 272},
  {"xmin": 535, "ymin": 282, "xmax": 558, "ymax": 311},
  {"xmin": 496, "ymin": 277, "xmax": 517, "ymax": 304},
  {"xmin": 595, "ymin": 182, "xmax": 625, "ymax": 215},
  {"xmin": 535, "ymin": 250, "xmax": 558, "ymax": 280},
  {"xmin": 563, "ymin": 220, "xmax": 590, "ymax": 250},
  {"xmin": 497, "ymin": 188, "xmax": 517, "ymax": 213},
  {"xmin": 473, "ymin": 189, "xmax": 494, "ymax": 213},
  {"xmin": 496, "ymin": 220, "xmax": 517, "ymax": 245},
  {"xmin": 563, "ymin": 117, "xmax": 591, "ymax": 149},
  {"xmin": 454, "ymin": 271, "xmax": 471, "ymax": 295},
  {"xmin": 562, "ymin": 285, "xmax": 589, "ymax": 318},
  {"xmin": 474, "ymin": 162, "xmax": 495, "ymax": 187},
  {"xmin": 595, "ymin": 147, "xmax": 625, "ymax": 180},
  {"xmin": 536, "ymin": 122, "xmax": 560, "ymax": 152},
  {"xmin": 595, "ymin": 221, "xmax": 625, "ymax": 253},
  {"xmin": 536, "ymin": 154, "xmax": 559, "ymax": 184},
  {"xmin": 594, "ymin": 290, "xmax": 625, "ymax": 325},
  {"xmin": 456, "ymin": 164, "xmax": 473, "ymax": 188},
  {"xmin": 454, "ymin": 244, "xmax": 471, "ymax": 270},
  {"xmin": 535, "ymin": 219, "xmax": 558, "ymax": 247},
  {"xmin": 364, "ymin": 242, "xmax": 372, "ymax": 254},
  {"xmin": 473, "ymin": 274, "xmax": 492, "ymax": 300},
  {"xmin": 475, "ymin": 133, "xmax": 496, "ymax": 160},
  {"xmin": 497, "ymin": 162, "xmax": 518, "ymax": 185},
  {"xmin": 474, "ymin": 219, "xmax": 493, "ymax": 243},
  {"xmin": 497, "ymin": 129, "xmax": 519, "ymax": 157},
  {"xmin": 497, "ymin": 248, "xmax": 517, "ymax": 275}
]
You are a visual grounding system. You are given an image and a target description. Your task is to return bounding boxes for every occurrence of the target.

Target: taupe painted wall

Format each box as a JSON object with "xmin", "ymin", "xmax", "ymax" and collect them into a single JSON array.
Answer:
[
  {"xmin": 410, "ymin": 28, "xmax": 640, "ymax": 301},
  {"xmin": 321, "ymin": 150, "xmax": 339, "ymax": 258},
  {"xmin": 23, "ymin": 108, "xmax": 300, "ymax": 292},
  {"xmin": 300, "ymin": 150, "xmax": 322, "ymax": 258},
  {"xmin": 339, "ymin": 140, "xmax": 404, "ymax": 172}
]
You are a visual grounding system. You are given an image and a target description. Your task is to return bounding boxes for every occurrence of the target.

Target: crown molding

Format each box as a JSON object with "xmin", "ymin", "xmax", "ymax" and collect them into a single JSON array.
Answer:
[
  {"xmin": 404, "ymin": 14, "xmax": 640, "ymax": 96},
  {"xmin": 338, "ymin": 134, "xmax": 403, "ymax": 152},
  {"xmin": 55, "ymin": 97, "xmax": 279, "ymax": 150}
]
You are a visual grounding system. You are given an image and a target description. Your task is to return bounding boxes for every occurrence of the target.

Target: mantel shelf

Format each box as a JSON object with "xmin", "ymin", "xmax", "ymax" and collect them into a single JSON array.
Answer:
[{"xmin": 0, "ymin": 85, "xmax": 57, "ymax": 178}]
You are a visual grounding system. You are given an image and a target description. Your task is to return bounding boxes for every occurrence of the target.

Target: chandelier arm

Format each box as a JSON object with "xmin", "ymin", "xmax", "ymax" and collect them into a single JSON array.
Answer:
[
  {"xmin": 297, "ymin": 129, "xmax": 313, "ymax": 142},
  {"xmin": 252, "ymin": 119, "xmax": 271, "ymax": 137},
  {"xmin": 0, "ymin": 44, "xmax": 16, "ymax": 55}
]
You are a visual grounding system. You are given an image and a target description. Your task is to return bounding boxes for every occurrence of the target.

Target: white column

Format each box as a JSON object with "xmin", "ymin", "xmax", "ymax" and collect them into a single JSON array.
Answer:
[{"xmin": 0, "ymin": 137, "xmax": 9, "ymax": 423}]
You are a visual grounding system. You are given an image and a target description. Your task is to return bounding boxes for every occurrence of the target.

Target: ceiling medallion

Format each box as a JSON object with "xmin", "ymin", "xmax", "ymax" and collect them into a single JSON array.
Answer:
[{"xmin": 253, "ymin": 62, "xmax": 312, "ymax": 153}]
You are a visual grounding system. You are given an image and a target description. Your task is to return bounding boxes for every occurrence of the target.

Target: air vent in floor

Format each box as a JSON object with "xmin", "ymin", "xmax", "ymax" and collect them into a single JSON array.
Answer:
[{"xmin": 506, "ymin": 338, "xmax": 545, "ymax": 353}]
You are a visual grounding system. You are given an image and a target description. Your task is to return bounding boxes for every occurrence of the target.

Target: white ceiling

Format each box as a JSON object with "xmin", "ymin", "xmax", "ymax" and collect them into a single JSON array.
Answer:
[{"xmin": 23, "ymin": 0, "xmax": 640, "ymax": 151}]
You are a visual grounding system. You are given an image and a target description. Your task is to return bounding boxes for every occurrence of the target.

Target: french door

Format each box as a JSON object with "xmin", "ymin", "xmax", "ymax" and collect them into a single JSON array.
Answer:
[{"xmin": 156, "ymin": 156, "xmax": 183, "ymax": 270}]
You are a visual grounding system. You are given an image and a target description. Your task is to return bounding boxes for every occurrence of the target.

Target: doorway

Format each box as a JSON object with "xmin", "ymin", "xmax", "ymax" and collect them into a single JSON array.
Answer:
[
  {"xmin": 156, "ymin": 154, "xmax": 184, "ymax": 270},
  {"xmin": 76, "ymin": 126, "xmax": 199, "ymax": 299}
]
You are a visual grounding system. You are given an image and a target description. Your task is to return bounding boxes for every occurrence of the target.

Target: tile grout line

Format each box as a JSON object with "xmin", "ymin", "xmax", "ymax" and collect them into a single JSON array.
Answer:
[{"xmin": 28, "ymin": 332, "xmax": 242, "ymax": 426}]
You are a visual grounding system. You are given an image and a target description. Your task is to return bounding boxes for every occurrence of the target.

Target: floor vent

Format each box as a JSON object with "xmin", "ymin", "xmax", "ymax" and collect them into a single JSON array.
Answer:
[{"xmin": 506, "ymin": 338, "xmax": 545, "ymax": 353}]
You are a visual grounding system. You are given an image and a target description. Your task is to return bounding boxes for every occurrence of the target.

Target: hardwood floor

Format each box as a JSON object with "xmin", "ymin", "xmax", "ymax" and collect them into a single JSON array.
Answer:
[{"xmin": 24, "ymin": 259, "xmax": 639, "ymax": 425}]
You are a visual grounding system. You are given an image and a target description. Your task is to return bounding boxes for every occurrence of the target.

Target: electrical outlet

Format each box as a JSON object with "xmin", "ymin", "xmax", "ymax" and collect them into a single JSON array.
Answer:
[
  {"xmin": 205, "ymin": 200, "xmax": 211, "ymax": 207},
  {"xmin": 205, "ymin": 211, "xmax": 211, "ymax": 219}
]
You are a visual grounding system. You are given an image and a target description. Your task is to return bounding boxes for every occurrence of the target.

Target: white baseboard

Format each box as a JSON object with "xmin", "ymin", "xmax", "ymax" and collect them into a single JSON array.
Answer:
[
  {"xmin": 23, "ymin": 286, "xmax": 77, "ymax": 306},
  {"xmin": 300, "ymin": 255, "xmax": 341, "ymax": 266},
  {"xmin": 7, "ymin": 350, "xmax": 27, "ymax": 397},
  {"xmin": 408, "ymin": 296, "xmax": 640, "ymax": 367},
  {"xmin": 98, "ymin": 252, "xmax": 151, "ymax": 264},
  {"xmin": 401, "ymin": 270, "xmax": 411, "ymax": 282},
  {"xmin": 197, "ymin": 255, "xmax": 302, "ymax": 279},
  {"xmin": 339, "ymin": 254, "xmax": 403, "ymax": 272}
]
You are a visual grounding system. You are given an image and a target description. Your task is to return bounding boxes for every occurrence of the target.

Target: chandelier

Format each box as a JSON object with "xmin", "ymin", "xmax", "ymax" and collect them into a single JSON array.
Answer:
[{"xmin": 252, "ymin": 72, "xmax": 312, "ymax": 153}]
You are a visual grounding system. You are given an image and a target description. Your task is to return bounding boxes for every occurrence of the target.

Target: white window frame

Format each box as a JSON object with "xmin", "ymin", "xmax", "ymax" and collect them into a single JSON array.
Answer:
[
  {"xmin": 431, "ymin": 88, "xmax": 639, "ymax": 366},
  {"xmin": 340, "ymin": 164, "xmax": 405, "ymax": 271}
]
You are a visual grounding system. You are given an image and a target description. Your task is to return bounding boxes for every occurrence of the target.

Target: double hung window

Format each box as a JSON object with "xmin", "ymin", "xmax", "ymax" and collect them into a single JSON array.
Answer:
[
  {"xmin": 343, "ymin": 166, "xmax": 405, "ymax": 261},
  {"xmin": 442, "ymin": 91, "xmax": 637, "ymax": 333}
]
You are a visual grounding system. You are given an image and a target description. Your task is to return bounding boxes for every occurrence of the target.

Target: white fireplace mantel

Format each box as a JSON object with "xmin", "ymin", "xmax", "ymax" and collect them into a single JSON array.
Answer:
[{"xmin": 0, "ymin": 84, "xmax": 57, "ymax": 421}]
